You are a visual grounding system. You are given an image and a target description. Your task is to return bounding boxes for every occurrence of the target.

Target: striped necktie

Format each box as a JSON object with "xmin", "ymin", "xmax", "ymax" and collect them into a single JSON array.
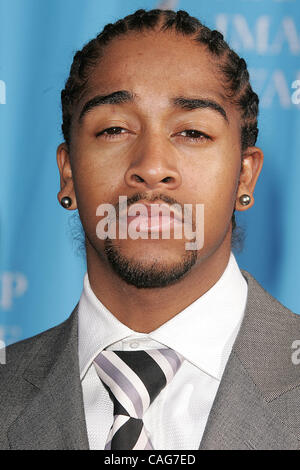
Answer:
[{"xmin": 93, "ymin": 348, "xmax": 184, "ymax": 450}]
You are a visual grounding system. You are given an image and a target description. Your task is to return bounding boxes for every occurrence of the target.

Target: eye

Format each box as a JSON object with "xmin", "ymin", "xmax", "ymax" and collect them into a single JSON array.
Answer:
[
  {"xmin": 96, "ymin": 126, "xmax": 128, "ymax": 140},
  {"xmin": 177, "ymin": 129, "xmax": 211, "ymax": 143}
]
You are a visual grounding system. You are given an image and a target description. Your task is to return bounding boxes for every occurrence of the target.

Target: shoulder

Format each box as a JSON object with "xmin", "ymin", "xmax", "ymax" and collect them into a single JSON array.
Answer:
[
  {"xmin": 241, "ymin": 269, "xmax": 300, "ymax": 322},
  {"xmin": 0, "ymin": 303, "xmax": 79, "ymax": 378},
  {"xmin": 0, "ymin": 304, "xmax": 80, "ymax": 449},
  {"xmin": 236, "ymin": 270, "xmax": 300, "ymax": 399}
]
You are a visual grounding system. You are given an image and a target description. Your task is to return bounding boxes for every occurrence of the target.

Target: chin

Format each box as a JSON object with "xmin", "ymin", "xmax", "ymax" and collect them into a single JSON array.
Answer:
[{"xmin": 103, "ymin": 238, "xmax": 198, "ymax": 289}]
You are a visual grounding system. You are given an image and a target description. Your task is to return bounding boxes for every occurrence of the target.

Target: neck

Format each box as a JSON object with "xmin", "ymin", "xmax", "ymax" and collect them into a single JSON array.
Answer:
[{"xmin": 86, "ymin": 235, "xmax": 232, "ymax": 333}]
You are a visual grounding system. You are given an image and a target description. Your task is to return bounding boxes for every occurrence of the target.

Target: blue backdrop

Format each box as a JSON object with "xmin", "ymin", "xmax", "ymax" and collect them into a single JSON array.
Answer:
[{"xmin": 1, "ymin": 0, "xmax": 300, "ymax": 345}]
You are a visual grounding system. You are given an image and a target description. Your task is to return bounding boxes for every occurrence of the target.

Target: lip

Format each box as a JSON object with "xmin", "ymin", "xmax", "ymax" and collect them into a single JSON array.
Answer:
[{"xmin": 119, "ymin": 201, "xmax": 183, "ymax": 233}]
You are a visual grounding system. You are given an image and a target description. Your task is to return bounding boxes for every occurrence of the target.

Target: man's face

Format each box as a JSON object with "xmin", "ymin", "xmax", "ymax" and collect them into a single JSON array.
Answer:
[{"xmin": 60, "ymin": 30, "xmax": 246, "ymax": 288}]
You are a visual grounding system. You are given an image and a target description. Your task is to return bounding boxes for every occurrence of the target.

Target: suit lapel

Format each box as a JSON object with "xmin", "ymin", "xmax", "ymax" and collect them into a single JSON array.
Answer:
[
  {"xmin": 200, "ymin": 270, "xmax": 300, "ymax": 450},
  {"xmin": 7, "ymin": 304, "xmax": 89, "ymax": 450}
]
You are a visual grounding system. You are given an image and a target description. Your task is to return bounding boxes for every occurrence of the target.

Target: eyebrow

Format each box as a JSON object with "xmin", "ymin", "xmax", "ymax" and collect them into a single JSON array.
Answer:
[{"xmin": 78, "ymin": 89, "xmax": 229, "ymax": 124}]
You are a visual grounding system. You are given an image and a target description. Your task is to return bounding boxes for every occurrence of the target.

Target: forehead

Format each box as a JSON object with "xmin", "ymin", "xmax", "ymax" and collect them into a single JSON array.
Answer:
[
  {"xmin": 86, "ymin": 31, "xmax": 225, "ymax": 98},
  {"xmin": 75, "ymin": 30, "xmax": 239, "ymax": 126}
]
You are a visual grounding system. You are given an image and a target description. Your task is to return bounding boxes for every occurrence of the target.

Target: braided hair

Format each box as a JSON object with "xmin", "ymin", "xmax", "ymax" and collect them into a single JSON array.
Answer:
[{"xmin": 61, "ymin": 8, "xmax": 259, "ymax": 239}]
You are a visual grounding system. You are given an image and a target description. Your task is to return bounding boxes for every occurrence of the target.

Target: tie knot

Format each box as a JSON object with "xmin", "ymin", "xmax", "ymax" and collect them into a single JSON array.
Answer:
[{"xmin": 94, "ymin": 348, "xmax": 183, "ymax": 419}]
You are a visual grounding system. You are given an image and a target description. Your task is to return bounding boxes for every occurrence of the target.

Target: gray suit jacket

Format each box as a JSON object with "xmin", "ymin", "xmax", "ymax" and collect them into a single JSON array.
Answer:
[{"xmin": 1, "ymin": 270, "xmax": 300, "ymax": 450}]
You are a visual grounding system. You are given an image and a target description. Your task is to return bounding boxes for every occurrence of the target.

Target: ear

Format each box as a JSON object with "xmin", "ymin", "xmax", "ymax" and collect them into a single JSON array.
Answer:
[
  {"xmin": 235, "ymin": 146, "xmax": 264, "ymax": 211},
  {"xmin": 56, "ymin": 143, "xmax": 77, "ymax": 210}
]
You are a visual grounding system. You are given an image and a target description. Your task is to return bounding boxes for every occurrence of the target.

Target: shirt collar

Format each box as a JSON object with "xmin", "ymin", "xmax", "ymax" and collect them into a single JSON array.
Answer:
[{"xmin": 78, "ymin": 252, "xmax": 248, "ymax": 380}]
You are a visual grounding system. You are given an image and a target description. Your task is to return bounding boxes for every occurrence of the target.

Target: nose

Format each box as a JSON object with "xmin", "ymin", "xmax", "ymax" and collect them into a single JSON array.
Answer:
[{"xmin": 124, "ymin": 132, "xmax": 182, "ymax": 191}]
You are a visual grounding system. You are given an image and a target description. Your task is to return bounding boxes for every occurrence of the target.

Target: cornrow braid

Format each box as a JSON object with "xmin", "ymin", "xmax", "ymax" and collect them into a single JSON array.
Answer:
[{"xmin": 61, "ymin": 8, "xmax": 259, "ymax": 239}]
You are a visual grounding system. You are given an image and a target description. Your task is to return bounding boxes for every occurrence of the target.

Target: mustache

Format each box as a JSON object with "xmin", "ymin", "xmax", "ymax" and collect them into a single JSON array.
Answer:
[{"xmin": 115, "ymin": 192, "xmax": 180, "ymax": 213}]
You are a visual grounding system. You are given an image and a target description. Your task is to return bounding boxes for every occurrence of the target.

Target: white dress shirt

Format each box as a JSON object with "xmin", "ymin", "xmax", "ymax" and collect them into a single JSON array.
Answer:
[{"xmin": 78, "ymin": 252, "xmax": 248, "ymax": 450}]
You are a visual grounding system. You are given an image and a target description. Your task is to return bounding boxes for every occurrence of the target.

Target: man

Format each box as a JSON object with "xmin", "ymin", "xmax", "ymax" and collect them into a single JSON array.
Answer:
[{"xmin": 1, "ymin": 9, "xmax": 300, "ymax": 450}]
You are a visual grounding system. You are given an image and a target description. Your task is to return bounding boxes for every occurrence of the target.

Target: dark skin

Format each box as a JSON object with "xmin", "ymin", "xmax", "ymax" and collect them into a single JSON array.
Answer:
[{"xmin": 57, "ymin": 30, "xmax": 263, "ymax": 332}]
